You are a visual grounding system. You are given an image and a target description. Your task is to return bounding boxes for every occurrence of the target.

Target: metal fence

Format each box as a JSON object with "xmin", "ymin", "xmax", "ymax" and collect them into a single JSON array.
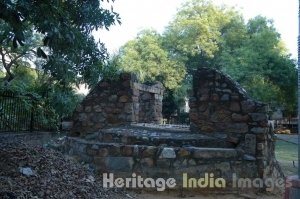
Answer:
[{"xmin": 0, "ymin": 91, "xmax": 58, "ymax": 132}]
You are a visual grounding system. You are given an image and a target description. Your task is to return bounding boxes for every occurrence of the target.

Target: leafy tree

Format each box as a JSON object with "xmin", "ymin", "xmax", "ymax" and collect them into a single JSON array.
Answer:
[
  {"xmin": 10, "ymin": 66, "xmax": 38, "ymax": 90},
  {"xmin": 116, "ymin": 30, "xmax": 186, "ymax": 89},
  {"xmin": 0, "ymin": 0, "xmax": 120, "ymax": 86},
  {"xmin": 162, "ymin": 77, "xmax": 192, "ymax": 123},
  {"xmin": 220, "ymin": 16, "xmax": 297, "ymax": 115},
  {"xmin": 163, "ymin": 0, "xmax": 239, "ymax": 71},
  {"xmin": 0, "ymin": 21, "xmax": 43, "ymax": 82},
  {"xmin": 46, "ymin": 86, "xmax": 84, "ymax": 119},
  {"xmin": 162, "ymin": 0, "xmax": 296, "ymax": 115},
  {"xmin": 162, "ymin": 89, "xmax": 177, "ymax": 120}
]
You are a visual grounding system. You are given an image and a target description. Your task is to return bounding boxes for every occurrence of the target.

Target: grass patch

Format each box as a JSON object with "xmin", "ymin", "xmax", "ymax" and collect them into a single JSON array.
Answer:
[{"xmin": 275, "ymin": 140, "xmax": 298, "ymax": 176}]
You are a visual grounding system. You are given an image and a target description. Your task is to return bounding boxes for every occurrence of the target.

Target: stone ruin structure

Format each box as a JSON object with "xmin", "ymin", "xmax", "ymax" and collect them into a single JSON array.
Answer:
[
  {"xmin": 71, "ymin": 73, "xmax": 164, "ymax": 136},
  {"xmin": 65, "ymin": 68, "xmax": 280, "ymax": 191},
  {"xmin": 189, "ymin": 68, "xmax": 278, "ymax": 183}
]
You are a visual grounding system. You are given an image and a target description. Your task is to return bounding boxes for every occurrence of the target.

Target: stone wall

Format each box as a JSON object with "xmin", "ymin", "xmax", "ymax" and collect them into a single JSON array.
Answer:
[
  {"xmin": 63, "ymin": 134, "xmax": 255, "ymax": 186},
  {"xmin": 189, "ymin": 68, "xmax": 277, "ymax": 181},
  {"xmin": 134, "ymin": 82, "xmax": 164, "ymax": 123},
  {"xmin": 71, "ymin": 73, "xmax": 164, "ymax": 136}
]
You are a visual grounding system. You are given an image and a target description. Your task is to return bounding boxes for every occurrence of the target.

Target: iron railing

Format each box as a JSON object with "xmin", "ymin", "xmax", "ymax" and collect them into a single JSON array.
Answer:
[{"xmin": 0, "ymin": 91, "xmax": 58, "ymax": 132}]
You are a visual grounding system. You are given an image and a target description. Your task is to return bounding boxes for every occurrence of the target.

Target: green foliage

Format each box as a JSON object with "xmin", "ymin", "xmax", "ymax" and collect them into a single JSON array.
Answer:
[
  {"xmin": 162, "ymin": 89, "xmax": 177, "ymax": 119},
  {"xmin": 161, "ymin": 0, "xmax": 297, "ymax": 115},
  {"xmin": 47, "ymin": 86, "xmax": 84, "ymax": 119},
  {"xmin": 116, "ymin": 30, "xmax": 186, "ymax": 89},
  {"xmin": 0, "ymin": 0, "xmax": 120, "ymax": 86},
  {"xmin": 0, "ymin": 68, "xmax": 84, "ymax": 130},
  {"xmin": 0, "ymin": 21, "xmax": 44, "ymax": 82},
  {"xmin": 0, "ymin": 70, "xmax": 5, "ymax": 78},
  {"xmin": 220, "ymin": 16, "xmax": 297, "ymax": 115},
  {"xmin": 163, "ymin": 0, "xmax": 240, "ymax": 70},
  {"xmin": 242, "ymin": 75, "xmax": 282, "ymax": 105},
  {"xmin": 10, "ymin": 67, "xmax": 38, "ymax": 90},
  {"xmin": 162, "ymin": 77, "xmax": 191, "ymax": 121}
]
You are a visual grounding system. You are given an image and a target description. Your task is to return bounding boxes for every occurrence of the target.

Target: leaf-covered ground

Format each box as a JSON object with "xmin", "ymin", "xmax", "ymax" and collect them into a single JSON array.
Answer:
[{"xmin": 0, "ymin": 138, "xmax": 127, "ymax": 199}]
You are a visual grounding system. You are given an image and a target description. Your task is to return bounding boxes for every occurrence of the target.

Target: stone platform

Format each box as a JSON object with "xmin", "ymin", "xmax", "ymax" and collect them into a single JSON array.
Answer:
[
  {"xmin": 94, "ymin": 125, "xmax": 235, "ymax": 148},
  {"xmin": 63, "ymin": 125, "xmax": 259, "ymax": 186}
]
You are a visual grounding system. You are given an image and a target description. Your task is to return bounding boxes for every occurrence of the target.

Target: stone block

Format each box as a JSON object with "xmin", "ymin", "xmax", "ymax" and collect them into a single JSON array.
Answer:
[
  {"xmin": 251, "ymin": 127, "xmax": 267, "ymax": 134},
  {"xmin": 244, "ymin": 134, "xmax": 256, "ymax": 155},
  {"xmin": 232, "ymin": 113, "xmax": 249, "ymax": 122},
  {"xmin": 225, "ymin": 123, "xmax": 248, "ymax": 133},
  {"xmin": 108, "ymin": 145, "xmax": 120, "ymax": 156},
  {"xmin": 119, "ymin": 95, "xmax": 129, "ymax": 103},
  {"xmin": 243, "ymin": 154, "xmax": 256, "ymax": 161},
  {"xmin": 98, "ymin": 148, "xmax": 109, "ymax": 157},
  {"xmin": 177, "ymin": 148, "xmax": 190, "ymax": 157},
  {"xmin": 122, "ymin": 80, "xmax": 131, "ymax": 87},
  {"xmin": 231, "ymin": 93, "xmax": 240, "ymax": 101},
  {"xmin": 78, "ymin": 113, "xmax": 88, "ymax": 122},
  {"xmin": 142, "ymin": 146, "xmax": 157, "ymax": 157},
  {"xmin": 198, "ymin": 103, "xmax": 208, "ymax": 112},
  {"xmin": 93, "ymin": 105, "xmax": 102, "ymax": 112},
  {"xmin": 85, "ymin": 106, "xmax": 92, "ymax": 112},
  {"xmin": 215, "ymin": 162, "xmax": 231, "ymax": 173},
  {"xmin": 156, "ymin": 159, "xmax": 171, "ymax": 168},
  {"xmin": 124, "ymin": 103, "xmax": 133, "ymax": 113},
  {"xmin": 86, "ymin": 148, "xmax": 98, "ymax": 156},
  {"xmin": 221, "ymin": 83, "xmax": 227, "ymax": 88},
  {"xmin": 108, "ymin": 95, "xmax": 118, "ymax": 102},
  {"xmin": 91, "ymin": 144, "xmax": 99, "ymax": 150},
  {"xmin": 199, "ymin": 94, "xmax": 209, "ymax": 101},
  {"xmin": 173, "ymin": 159, "xmax": 187, "ymax": 168},
  {"xmin": 210, "ymin": 109, "xmax": 231, "ymax": 123},
  {"xmin": 91, "ymin": 113, "xmax": 105, "ymax": 123},
  {"xmin": 94, "ymin": 157, "xmax": 107, "ymax": 167},
  {"xmin": 159, "ymin": 148, "xmax": 176, "ymax": 159},
  {"xmin": 257, "ymin": 143, "xmax": 264, "ymax": 151},
  {"xmin": 241, "ymin": 100, "xmax": 256, "ymax": 113},
  {"xmin": 103, "ymin": 134, "xmax": 113, "ymax": 142},
  {"xmin": 227, "ymin": 136, "xmax": 240, "ymax": 144},
  {"xmin": 250, "ymin": 113, "xmax": 267, "ymax": 122},
  {"xmin": 192, "ymin": 148, "xmax": 238, "ymax": 159},
  {"xmin": 211, "ymin": 93, "xmax": 219, "ymax": 101},
  {"xmin": 141, "ymin": 158, "xmax": 154, "ymax": 168},
  {"xmin": 229, "ymin": 102, "xmax": 240, "ymax": 112},
  {"xmin": 222, "ymin": 89, "xmax": 232, "ymax": 93},
  {"xmin": 106, "ymin": 157, "xmax": 134, "ymax": 172},
  {"xmin": 121, "ymin": 136, "xmax": 128, "ymax": 144},
  {"xmin": 220, "ymin": 94, "xmax": 230, "ymax": 101}
]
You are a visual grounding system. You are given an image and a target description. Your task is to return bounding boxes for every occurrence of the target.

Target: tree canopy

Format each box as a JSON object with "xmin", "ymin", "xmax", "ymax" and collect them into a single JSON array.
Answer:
[
  {"xmin": 114, "ymin": 0, "xmax": 297, "ymax": 116},
  {"xmin": 114, "ymin": 30, "xmax": 186, "ymax": 89},
  {"xmin": 0, "ymin": 0, "xmax": 120, "ymax": 86}
]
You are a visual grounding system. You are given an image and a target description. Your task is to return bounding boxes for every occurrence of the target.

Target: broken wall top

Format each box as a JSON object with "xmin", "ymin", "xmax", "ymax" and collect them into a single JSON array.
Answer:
[
  {"xmin": 189, "ymin": 67, "xmax": 268, "ymax": 136},
  {"xmin": 71, "ymin": 73, "xmax": 164, "ymax": 136}
]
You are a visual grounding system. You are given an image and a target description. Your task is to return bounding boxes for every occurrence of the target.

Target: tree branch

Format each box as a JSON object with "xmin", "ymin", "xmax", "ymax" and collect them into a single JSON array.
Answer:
[{"xmin": 0, "ymin": 47, "xmax": 14, "ymax": 81}]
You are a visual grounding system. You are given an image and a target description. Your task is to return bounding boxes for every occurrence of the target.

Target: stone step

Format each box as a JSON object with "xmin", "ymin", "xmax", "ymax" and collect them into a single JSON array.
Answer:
[
  {"xmin": 64, "ymin": 136, "xmax": 255, "ymax": 182},
  {"xmin": 66, "ymin": 137, "xmax": 241, "ymax": 161},
  {"xmin": 85, "ymin": 126, "xmax": 235, "ymax": 148}
]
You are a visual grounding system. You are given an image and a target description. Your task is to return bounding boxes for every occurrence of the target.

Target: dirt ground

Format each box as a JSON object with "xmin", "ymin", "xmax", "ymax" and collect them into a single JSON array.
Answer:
[{"xmin": 127, "ymin": 190, "xmax": 283, "ymax": 199}]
